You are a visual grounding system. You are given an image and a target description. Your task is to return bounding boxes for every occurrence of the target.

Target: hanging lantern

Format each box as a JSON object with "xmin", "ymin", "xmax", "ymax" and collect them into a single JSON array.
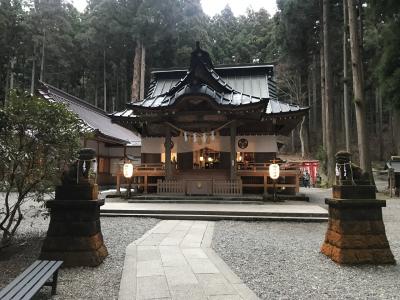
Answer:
[
  {"xmin": 123, "ymin": 162, "xmax": 134, "ymax": 178},
  {"xmin": 199, "ymin": 156, "xmax": 204, "ymax": 162},
  {"xmin": 269, "ymin": 163, "xmax": 280, "ymax": 180}
]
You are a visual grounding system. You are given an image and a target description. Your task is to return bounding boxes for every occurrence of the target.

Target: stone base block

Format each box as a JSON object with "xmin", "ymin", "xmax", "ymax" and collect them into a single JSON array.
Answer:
[
  {"xmin": 41, "ymin": 245, "xmax": 108, "ymax": 267},
  {"xmin": 56, "ymin": 183, "xmax": 98, "ymax": 200},
  {"xmin": 321, "ymin": 198, "xmax": 395, "ymax": 265},
  {"xmin": 321, "ymin": 242, "xmax": 395, "ymax": 264},
  {"xmin": 40, "ymin": 197, "xmax": 108, "ymax": 267},
  {"xmin": 332, "ymin": 185, "xmax": 376, "ymax": 200}
]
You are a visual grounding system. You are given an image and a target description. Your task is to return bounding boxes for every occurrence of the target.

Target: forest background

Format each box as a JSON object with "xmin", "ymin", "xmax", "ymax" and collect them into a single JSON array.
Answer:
[{"xmin": 1, "ymin": 0, "xmax": 399, "ymax": 178}]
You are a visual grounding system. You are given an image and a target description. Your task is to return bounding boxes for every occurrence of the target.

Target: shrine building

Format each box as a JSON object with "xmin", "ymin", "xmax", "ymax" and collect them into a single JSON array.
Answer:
[{"xmin": 112, "ymin": 44, "xmax": 308, "ymax": 196}]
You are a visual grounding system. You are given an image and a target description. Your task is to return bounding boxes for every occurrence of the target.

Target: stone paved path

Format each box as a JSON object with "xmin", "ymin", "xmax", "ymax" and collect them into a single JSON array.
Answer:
[{"xmin": 118, "ymin": 220, "xmax": 259, "ymax": 300}]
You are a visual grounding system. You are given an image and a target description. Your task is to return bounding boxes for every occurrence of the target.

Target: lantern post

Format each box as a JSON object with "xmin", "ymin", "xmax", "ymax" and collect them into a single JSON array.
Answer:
[
  {"xmin": 123, "ymin": 161, "xmax": 134, "ymax": 198},
  {"xmin": 269, "ymin": 161, "xmax": 280, "ymax": 202}
]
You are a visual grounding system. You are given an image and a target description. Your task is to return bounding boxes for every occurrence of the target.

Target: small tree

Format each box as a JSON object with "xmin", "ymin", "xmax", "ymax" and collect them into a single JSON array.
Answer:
[{"xmin": 0, "ymin": 90, "xmax": 83, "ymax": 247}]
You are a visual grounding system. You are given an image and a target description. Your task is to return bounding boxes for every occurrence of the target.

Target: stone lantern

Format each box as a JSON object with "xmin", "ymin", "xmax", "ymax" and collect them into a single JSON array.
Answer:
[
  {"xmin": 321, "ymin": 151, "xmax": 395, "ymax": 264},
  {"xmin": 40, "ymin": 148, "xmax": 108, "ymax": 267}
]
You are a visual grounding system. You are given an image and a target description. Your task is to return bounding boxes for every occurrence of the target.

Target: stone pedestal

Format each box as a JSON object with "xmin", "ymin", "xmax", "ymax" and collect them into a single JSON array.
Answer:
[
  {"xmin": 40, "ymin": 183, "xmax": 108, "ymax": 267},
  {"xmin": 321, "ymin": 188, "xmax": 395, "ymax": 264}
]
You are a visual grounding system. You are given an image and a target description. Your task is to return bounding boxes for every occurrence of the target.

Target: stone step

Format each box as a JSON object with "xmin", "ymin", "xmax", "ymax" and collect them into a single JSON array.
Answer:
[
  {"xmin": 125, "ymin": 194, "xmax": 308, "ymax": 202},
  {"xmin": 127, "ymin": 199, "xmax": 264, "ymax": 205},
  {"xmin": 100, "ymin": 213, "xmax": 328, "ymax": 222},
  {"xmin": 100, "ymin": 208, "xmax": 327, "ymax": 218}
]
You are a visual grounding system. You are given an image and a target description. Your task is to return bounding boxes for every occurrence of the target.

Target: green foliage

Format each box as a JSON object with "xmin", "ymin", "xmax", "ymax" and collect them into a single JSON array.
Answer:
[{"xmin": 0, "ymin": 90, "xmax": 83, "ymax": 245}]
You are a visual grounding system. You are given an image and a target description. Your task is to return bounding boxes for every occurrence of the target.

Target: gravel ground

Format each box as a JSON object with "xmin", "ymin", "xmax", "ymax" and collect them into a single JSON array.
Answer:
[
  {"xmin": 212, "ymin": 191, "xmax": 400, "ymax": 300},
  {"xmin": 0, "ymin": 205, "xmax": 159, "ymax": 300}
]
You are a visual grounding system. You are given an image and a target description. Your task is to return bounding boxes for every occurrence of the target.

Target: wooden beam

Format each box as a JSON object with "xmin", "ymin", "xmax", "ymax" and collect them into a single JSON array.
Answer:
[
  {"xmin": 165, "ymin": 125, "xmax": 172, "ymax": 180},
  {"xmin": 230, "ymin": 121, "xmax": 237, "ymax": 180}
]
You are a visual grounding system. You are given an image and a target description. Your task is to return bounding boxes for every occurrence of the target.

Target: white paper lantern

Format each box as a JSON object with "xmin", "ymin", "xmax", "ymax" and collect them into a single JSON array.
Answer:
[
  {"xmin": 269, "ymin": 163, "xmax": 280, "ymax": 180},
  {"xmin": 123, "ymin": 163, "xmax": 134, "ymax": 178}
]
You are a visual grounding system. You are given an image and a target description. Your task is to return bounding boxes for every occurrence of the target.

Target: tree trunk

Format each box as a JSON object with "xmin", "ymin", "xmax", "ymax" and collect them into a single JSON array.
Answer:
[
  {"xmin": 131, "ymin": 40, "xmax": 141, "ymax": 101},
  {"xmin": 343, "ymin": 0, "xmax": 351, "ymax": 152},
  {"xmin": 347, "ymin": 0, "xmax": 373, "ymax": 178},
  {"xmin": 300, "ymin": 115, "xmax": 310, "ymax": 158},
  {"xmin": 312, "ymin": 55, "xmax": 318, "ymax": 135},
  {"xmin": 115, "ymin": 66, "xmax": 119, "ymax": 112},
  {"xmin": 103, "ymin": 49, "xmax": 107, "ymax": 112},
  {"xmin": 393, "ymin": 108, "xmax": 400, "ymax": 155},
  {"xmin": 40, "ymin": 31, "xmax": 45, "ymax": 82},
  {"xmin": 4, "ymin": 66, "xmax": 10, "ymax": 103},
  {"xmin": 95, "ymin": 78, "xmax": 98, "ymax": 108},
  {"xmin": 320, "ymin": 40, "xmax": 326, "ymax": 150},
  {"xmin": 10, "ymin": 57, "xmax": 16, "ymax": 90},
  {"xmin": 139, "ymin": 44, "xmax": 146, "ymax": 100},
  {"xmin": 30, "ymin": 51, "xmax": 36, "ymax": 95},
  {"xmin": 323, "ymin": 0, "xmax": 336, "ymax": 184},
  {"xmin": 376, "ymin": 88, "xmax": 384, "ymax": 160}
]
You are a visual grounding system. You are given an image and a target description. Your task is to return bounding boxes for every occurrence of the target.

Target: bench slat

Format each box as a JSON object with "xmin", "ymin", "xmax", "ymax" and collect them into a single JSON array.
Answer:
[
  {"xmin": 0, "ymin": 260, "xmax": 62, "ymax": 300},
  {"xmin": 11, "ymin": 261, "xmax": 62, "ymax": 300},
  {"xmin": 0, "ymin": 261, "xmax": 45, "ymax": 299}
]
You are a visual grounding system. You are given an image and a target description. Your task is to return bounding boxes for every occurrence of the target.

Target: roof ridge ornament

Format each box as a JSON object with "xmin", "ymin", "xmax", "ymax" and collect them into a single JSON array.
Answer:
[{"xmin": 190, "ymin": 41, "xmax": 214, "ymax": 70}]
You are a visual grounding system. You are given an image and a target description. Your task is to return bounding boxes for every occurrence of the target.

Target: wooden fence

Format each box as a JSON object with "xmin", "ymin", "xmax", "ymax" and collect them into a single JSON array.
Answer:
[
  {"xmin": 156, "ymin": 179, "xmax": 185, "ymax": 195},
  {"xmin": 156, "ymin": 179, "xmax": 242, "ymax": 196},
  {"xmin": 212, "ymin": 180, "xmax": 242, "ymax": 196}
]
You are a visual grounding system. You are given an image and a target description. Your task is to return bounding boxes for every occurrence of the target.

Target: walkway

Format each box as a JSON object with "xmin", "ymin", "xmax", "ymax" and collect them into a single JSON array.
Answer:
[{"xmin": 119, "ymin": 220, "xmax": 259, "ymax": 300}]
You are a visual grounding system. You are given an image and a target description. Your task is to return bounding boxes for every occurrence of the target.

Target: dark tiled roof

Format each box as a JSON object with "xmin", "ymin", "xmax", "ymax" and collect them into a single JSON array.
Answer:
[
  {"xmin": 148, "ymin": 64, "xmax": 276, "ymax": 100},
  {"xmin": 130, "ymin": 83, "xmax": 265, "ymax": 109},
  {"xmin": 38, "ymin": 83, "xmax": 141, "ymax": 146}
]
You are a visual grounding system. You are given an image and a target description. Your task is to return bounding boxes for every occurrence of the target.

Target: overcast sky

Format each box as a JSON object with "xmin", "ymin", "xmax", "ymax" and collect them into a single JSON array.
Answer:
[{"xmin": 68, "ymin": 0, "xmax": 278, "ymax": 16}]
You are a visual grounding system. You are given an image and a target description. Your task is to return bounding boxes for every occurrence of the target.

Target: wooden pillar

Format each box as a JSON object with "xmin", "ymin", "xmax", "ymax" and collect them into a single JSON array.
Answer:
[
  {"xmin": 144, "ymin": 175, "xmax": 148, "ymax": 194},
  {"xmin": 230, "ymin": 122, "xmax": 237, "ymax": 180},
  {"xmin": 116, "ymin": 174, "xmax": 121, "ymax": 194},
  {"xmin": 165, "ymin": 126, "xmax": 172, "ymax": 180}
]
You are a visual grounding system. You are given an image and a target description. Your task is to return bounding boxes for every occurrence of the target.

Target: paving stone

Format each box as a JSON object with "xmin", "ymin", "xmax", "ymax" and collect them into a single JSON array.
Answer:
[
  {"xmin": 152, "ymin": 220, "xmax": 180, "ymax": 234},
  {"xmin": 207, "ymin": 295, "xmax": 243, "ymax": 300},
  {"xmin": 164, "ymin": 266, "xmax": 199, "ymax": 287},
  {"xmin": 187, "ymin": 258, "xmax": 220, "ymax": 274},
  {"xmin": 159, "ymin": 246, "xmax": 188, "ymax": 267},
  {"xmin": 196, "ymin": 273, "xmax": 237, "ymax": 296},
  {"xmin": 160, "ymin": 230, "xmax": 188, "ymax": 246},
  {"xmin": 174, "ymin": 220, "xmax": 194, "ymax": 231},
  {"xmin": 182, "ymin": 248, "xmax": 208, "ymax": 259},
  {"xmin": 169, "ymin": 284, "xmax": 207, "ymax": 300},
  {"xmin": 136, "ymin": 276, "xmax": 170, "ymax": 300},
  {"xmin": 137, "ymin": 260, "xmax": 164, "ymax": 277},
  {"xmin": 137, "ymin": 246, "xmax": 161, "ymax": 262},
  {"xmin": 138, "ymin": 233, "xmax": 169, "ymax": 246}
]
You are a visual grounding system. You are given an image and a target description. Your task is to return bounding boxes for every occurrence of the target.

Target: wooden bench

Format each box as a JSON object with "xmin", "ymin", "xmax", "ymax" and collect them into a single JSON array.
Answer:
[{"xmin": 0, "ymin": 260, "xmax": 63, "ymax": 300}]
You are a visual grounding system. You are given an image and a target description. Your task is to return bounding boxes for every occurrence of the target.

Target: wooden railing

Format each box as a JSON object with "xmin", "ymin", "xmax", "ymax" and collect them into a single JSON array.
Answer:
[
  {"xmin": 213, "ymin": 180, "xmax": 242, "ymax": 196},
  {"xmin": 237, "ymin": 162, "xmax": 299, "ymax": 172},
  {"xmin": 157, "ymin": 179, "xmax": 185, "ymax": 195},
  {"xmin": 135, "ymin": 163, "xmax": 165, "ymax": 172}
]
